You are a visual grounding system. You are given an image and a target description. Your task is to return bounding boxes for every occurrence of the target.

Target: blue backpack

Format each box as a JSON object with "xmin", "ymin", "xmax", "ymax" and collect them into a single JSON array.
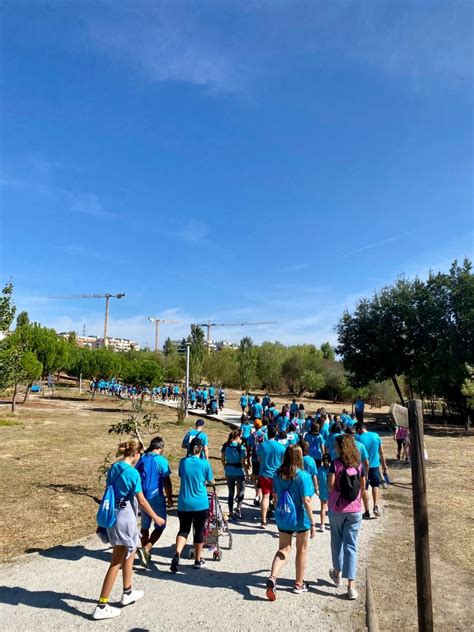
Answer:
[
  {"xmin": 136, "ymin": 453, "xmax": 161, "ymax": 500},
  {"xmin": 96, "ymin": 463, "xmax": 128, "ymax": 529},
  {"xmin": 275, "ymin": 478, "xmax": 298, "ymax": 531}
]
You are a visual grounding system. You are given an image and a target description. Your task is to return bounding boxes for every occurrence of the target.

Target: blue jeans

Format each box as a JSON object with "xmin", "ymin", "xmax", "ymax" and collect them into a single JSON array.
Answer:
[{"xmin": 328, "ymin": 511, "xmax": 362, "ymax": 580}]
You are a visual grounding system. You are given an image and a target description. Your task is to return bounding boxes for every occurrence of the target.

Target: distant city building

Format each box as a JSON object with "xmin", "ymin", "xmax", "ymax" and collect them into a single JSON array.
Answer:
[
  {"xmin": 58, "ymin": 332, "xmax": 139, "ymax": 352},
  {"xmin": 215, "ymin": 340, "xmax": 238, "ymax": 351},
  {"xmin": 169, "ymin": 339, "xmax": 187, "ymax": 355}
]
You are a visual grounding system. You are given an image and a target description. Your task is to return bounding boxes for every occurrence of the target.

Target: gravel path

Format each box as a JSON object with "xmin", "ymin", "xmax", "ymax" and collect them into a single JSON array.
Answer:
[{"xmin": 1, "ymin": 481, "xmax": 384, "ymax": 631}]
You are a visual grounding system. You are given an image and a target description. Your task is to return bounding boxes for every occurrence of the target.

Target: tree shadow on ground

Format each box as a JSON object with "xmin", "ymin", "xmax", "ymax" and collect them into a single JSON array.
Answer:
[
  {"xmin": 24, "ymin": 544, "xmax": 110, "ymax": 563},
  {"xmin": 0, "ymin": 586, "xmax": 95, "ymax": 619}
]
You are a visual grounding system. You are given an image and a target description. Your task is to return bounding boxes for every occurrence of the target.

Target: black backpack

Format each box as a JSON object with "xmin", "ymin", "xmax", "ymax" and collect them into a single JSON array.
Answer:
[{"xmin": 339, "ymin": 466, "xmax": 361, "ymax": 502}]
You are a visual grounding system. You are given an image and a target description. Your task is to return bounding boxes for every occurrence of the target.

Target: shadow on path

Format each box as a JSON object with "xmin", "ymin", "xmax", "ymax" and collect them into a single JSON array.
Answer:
[{"xmin": 0, "ymin": 586, "xmax": 95, "ymax": 619}]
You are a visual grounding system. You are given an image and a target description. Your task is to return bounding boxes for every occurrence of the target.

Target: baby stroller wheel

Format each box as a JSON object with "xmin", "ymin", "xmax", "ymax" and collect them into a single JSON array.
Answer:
[{"xmin": 213, "ymin": 550, "xmax": 222, "ymax": 562}]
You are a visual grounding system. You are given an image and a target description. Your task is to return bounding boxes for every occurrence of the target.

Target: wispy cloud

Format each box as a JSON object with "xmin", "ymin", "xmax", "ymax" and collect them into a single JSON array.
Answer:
[{"xmin": 167, "ymin": 219, "xmax": 209, "ymax": 243}]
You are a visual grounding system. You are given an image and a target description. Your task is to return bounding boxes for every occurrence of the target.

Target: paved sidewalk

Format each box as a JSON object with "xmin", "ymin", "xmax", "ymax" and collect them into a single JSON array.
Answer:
[
  {"xmin": 0, "ymin": 482, "xmax": 383, "ymax": 631},
  {"xmin": 156, "ymin": 398, "xmax": 242, "ymax": 428}
]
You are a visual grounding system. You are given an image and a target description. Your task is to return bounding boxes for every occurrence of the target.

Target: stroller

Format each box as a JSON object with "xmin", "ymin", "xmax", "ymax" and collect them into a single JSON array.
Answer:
[
  {"xmin": 189, "ymin": 487, "xmax": 232, "ymax": 561},
  {"xmin": 206, "ymin": 397, "xmax": 219, "ymax": 415}
]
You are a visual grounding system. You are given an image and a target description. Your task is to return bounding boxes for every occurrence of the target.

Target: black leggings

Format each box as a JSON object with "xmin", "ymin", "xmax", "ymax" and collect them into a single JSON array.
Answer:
[
  {"xmin": 396, "ymin": 439, "xmax": 404, "ymax": 454},
  {"xmin": 226, "ymin": 475, "xmax": 246, "ymax": 513},
  {"xmin": 177, "ymin": 509, "xmax": 208, "ymax": 544}
]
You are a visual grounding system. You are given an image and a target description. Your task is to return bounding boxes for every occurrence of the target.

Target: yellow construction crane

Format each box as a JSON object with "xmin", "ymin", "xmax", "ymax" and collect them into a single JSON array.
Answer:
[
  {"xmin": 147, "ymin": 317, "xmax": 181, "ymax": 352},
  {"xmin": 48, "ymin": 293, "xmax": 125, "ymax": 346},
  {"xmin": 196, "ymin": 320, "xmax": 278, "ymax": 353}
]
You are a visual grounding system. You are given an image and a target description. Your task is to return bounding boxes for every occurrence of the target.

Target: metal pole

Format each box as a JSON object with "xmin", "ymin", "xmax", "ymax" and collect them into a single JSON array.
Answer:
[
  {"xmin": 155, "ymin": 320, "xmax": 160, "ymax": 353},
  {"xmin": 79, "ymin": 371, "xmax": 82, "ymax": 394},
  {"xmin": 103, "ymin": 295, "xmax": 110, "ymax": 347},
  {"xmin": 185, "ymin": 342, "xmax": 190, "ymax": 415},
  {"xmin": 408, "ymin": 399, "xmax": 433, "ymax": 632},
  {"xmin": 207, "ymin": 322, "xmax": 211, "ymax": 355}
]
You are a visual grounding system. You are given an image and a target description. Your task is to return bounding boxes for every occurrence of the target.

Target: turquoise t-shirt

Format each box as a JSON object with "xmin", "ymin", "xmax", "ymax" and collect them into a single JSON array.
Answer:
[
  {"xmin": 185, "ymin": 429, "xmax": 209, "ymax": 459},
  {"xmin": 240, "ymin": 395, "xmax": 248, "ymax": 407},
  {"xmin": 240, "ymin": 421, "xmax": 252, "ymax": 439},
  {"xmin": 356, "ymin": 432, "xmax": 382, "ymax": 468},
  {"xmin": 252, "ymin": 402, "xmax": 263, "ymax": 419},
  {"xmin": 305, "ymin": 432, "xmax": 324, "ymax": 460},
  {"xmin": 325, "ymin": 432, "xmax": 343, "ymax": 460},
  {"xmin": 107, "ymin": 461, "xmax": 142, "ymax": 500},
  {"xmin": 274, "ymin": 469, "xmax": 314, "ymax": 531},
  {"xmin": 257, "ymin": 440, "xmax": 286, "ymax": 478},
  {"xmin": 286, "ymin": 431, "xmax": 299, "ymax": 446},
  {"xmin": 177, "ymin": 456, "xmax": 214, "ymax": 511},
  {"xmin": 221, "ymin": 442, "xmax": 246, "ymax": 477},
  {"xmin": 303, "ymin": 455, "xmax": 317, "ymax": 493},
  {"xmin": 317, "ymin": 465, "xmax": 330, "ymax": 501},
  {"xmin": 320, "ymin": 422, "xmax": 330, "ymax": 440},
  {"xmin": 150, "ymin": 454, "xmax": 171, "ymax": 495}
]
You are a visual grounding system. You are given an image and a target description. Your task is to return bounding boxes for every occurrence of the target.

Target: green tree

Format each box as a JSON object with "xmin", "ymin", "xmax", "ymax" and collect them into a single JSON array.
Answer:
[
  {"xmin": 281, "ymin": 345, "xmax": 324, "ymax": 394},
  {"xmin": 163, "ymin": 337, "xmax": 174, "ymax": 356},
  {"xmin": 0, "ymin": 346, "xmax": 24, "ymax": 412},
  {"xmin": 21, "ymin": 351, "xmax": 43, "ymax": 402},
  {"xmin": 16, "ymin": 311, "xmax": 30, "ymax": 328},
  {"xmin": 302, "ymin": 370, "xmax": 326, "ymax": 397},
  {"xmin": 203, "ymin": 348, "xmax": 240, "ymax": 387},
  {"xmin": 257, "ymin": 342, "xmax": 287, "ymax": 391},
  {"xmin": 188, "ymin": 325, "xmax": 205, "ymax": 385},
  {"xmin": 237, "ymin": 337, "xmax": 257, "ymax": 390},
  {"xmin": 320, "ymin": 341, "xmax": 335, "ymax": 361},
  {"xmin": 0, "ymin": 282, "xmax": 16, "ymax": 333}
]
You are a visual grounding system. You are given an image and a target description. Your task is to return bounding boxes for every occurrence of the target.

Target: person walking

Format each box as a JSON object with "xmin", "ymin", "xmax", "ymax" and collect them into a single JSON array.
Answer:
[
  {"xmin": 257, "ymin": 426, "xmax": 286, "ymax": 528},
  {"xmin": 317, "ymin": 452, "xmax": 331, "ymax": 531},
  {"xmin": 265, "ymin": 445, "xmax": 316, "ymax": 600},
  {"xmin": 354, "ymin": 421, "xmax": 387, "ymax": 518},
  {"xmin": 394, "ymin": 425, "xmax": 409, "ymax": 461},
  {"xmin": 304, "ymin": 420, "xmax": 325, "ymax": 467},
  {"xmin": 170, "ymin": 438, "xmax": 215, "ymax": 573},
  {"xmin": 239, "ymin": 392, "xmax": 248, "ymax": 413},
  {"xmin": 136, "ymin": 437, "xmax": 173, "ymax": 568},
  {"xmin": 327, "ymin": 434, "xmax": 366, "ymax": 600},
  {"xmin": 92, "ymin": 439, "xmax": 165, "ymax": 621},
  {"xmin": 353, "ymin": 395, "xmax": 365, "ymax": 423},
  {"xmin": 221, "ymin": 429, "xmax": 248, "ymax": 519},
  {"xmin": 182, "ymin": 419, "xmax": 209, "ymax": 460}
]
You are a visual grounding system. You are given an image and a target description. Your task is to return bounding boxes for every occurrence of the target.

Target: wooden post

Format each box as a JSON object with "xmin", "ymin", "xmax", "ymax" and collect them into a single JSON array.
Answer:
[{"xmin": 408, "ymin": 399, "xmax": 433, "ymax": 632}]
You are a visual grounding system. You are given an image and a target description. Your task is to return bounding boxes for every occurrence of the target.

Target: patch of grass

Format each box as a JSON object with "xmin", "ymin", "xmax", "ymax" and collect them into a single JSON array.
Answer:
[{"xmin": 0, "ymin": 418, "xmax": 20, "ymax": 427}]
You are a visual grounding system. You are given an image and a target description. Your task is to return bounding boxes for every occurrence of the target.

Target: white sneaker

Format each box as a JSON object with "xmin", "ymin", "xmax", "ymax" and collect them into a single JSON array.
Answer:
[
  {"xmin": 348, "ymin": 587, "xmax": 359, "ymax": 600},
  {"xmin": 120, "ymin": 589, "xmax": 144, "ymax": 606},
  {"xmin": 329, "ymin": 568, "xmax": 341, "ymax": 587},
  {"xmin": 92, "ymin": 604, "xmax": 121, "ymax": 620}
]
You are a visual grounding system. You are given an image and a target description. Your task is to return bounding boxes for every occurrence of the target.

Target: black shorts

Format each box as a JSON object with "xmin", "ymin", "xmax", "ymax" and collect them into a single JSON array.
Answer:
[
  {"xmin": 252, "ymin": 460, "xmax": 260, "ymax": 476},
  {"xmin": 315, "ymin": 459, "xmax": 322, "ymax": 468},
  {"xmin": 366, "ymin": 467, "xmax": 381, "ymax": 489},
  {"xmin": 177, "ymin": 509, "xmax": 208, "ymax": 544},
  {"xmin": 279, "ymin": 528, "xmax": 310, "ymax": 535}
]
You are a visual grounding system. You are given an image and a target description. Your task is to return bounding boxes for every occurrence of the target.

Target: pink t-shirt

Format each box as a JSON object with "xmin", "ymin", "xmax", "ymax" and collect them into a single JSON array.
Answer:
[
  {"xmin": 328, "ymin": 459, "xmax": 363, "ymax": 513},
  {"xmin": 395, "ymin": 426, "xmax": 408, "ymax": 440}
]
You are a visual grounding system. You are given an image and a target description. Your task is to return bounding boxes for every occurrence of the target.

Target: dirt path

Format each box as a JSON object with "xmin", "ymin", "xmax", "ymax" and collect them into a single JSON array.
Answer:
[{"xmin": 1, "ymin": 482, "xmax": 384, "ymax": 631}]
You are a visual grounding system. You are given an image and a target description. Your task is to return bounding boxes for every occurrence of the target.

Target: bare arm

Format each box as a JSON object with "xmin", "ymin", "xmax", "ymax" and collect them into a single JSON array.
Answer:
[
  {"xmin": 312, "ymin": 475, "xmax": 319, "ymax": 495},
  {"xmin": 163, "ymin": 475, "xmax": 173, "ymax": 508},
  {"xmin": 379, "ymin": 442, "xmax": 387, "ymax": 470},
  {"xmin": 204, "ymin": 445, "xmax": 209, "ymax": 460},
  {"xmin": 328, "ymin": 473, "xmax": 336, "ymax": 492},
  {"xmin": 302, "ymin": 496, "xmax": 316, "ymax": 538},
  {"xmin": 136, "ymin": 492, "xmax": 165, "ymax": 526}
]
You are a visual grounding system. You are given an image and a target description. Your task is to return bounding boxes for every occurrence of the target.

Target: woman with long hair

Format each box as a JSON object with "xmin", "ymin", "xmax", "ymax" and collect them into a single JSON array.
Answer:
[
  {"xmin": 327, "ymin": 434, "xmax": 366, "ymax": 600},
  {"xmin": 93, "ymin": 438, "xmax": 165, "ymax": 621},
  {"xmin": 221, "ymin": 429, "xmax": 248, "ymax": 519},
  {"xmin": 265, "ymin": 445, "xmax": 316, "ymax": 600}
]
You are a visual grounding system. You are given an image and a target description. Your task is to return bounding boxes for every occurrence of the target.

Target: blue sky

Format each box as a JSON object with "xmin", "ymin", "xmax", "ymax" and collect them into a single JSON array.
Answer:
[{"xmin": 0, "ymin": 1, "xmax": 472, "ymax": 348}]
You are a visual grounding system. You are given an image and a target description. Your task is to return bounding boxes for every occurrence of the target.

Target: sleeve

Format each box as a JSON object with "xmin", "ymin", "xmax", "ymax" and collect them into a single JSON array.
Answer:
[
  {"xmin": 160, "ymin": 458, "xmax": 171, "ymax": 477},
  {"xmin": 131, "ymin": 468, "xmax": 142, "ymax": 494},
  {"xmin": 300, "ymin": 472, "xmax": 314, "ymax": 497},
  {"xmin": 178, "ymin": 459, "xmax": 183, "ymax": 479},
  {"xmin": 206, "ymin": 462, "xmax": 214, "ymax": 481},
  {"xmin": 310, "ymin": 459, "xmax": 317, "ymax": 476},
  {"xmin": 202, "ymin": 433, "xmax": 209, "ymax": 447}
]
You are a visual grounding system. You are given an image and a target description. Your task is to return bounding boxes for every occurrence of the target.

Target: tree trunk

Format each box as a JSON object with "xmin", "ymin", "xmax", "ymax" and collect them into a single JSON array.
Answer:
[
  {"xmin": 23, "ymin": 383, "xmax": 32, "ymax": 403},
  {"xmin": 11, "ymin": 383, "xmax": 18, "ymax": 413},
  {"xmin": 392, "ymin": 376, "xmax": 405, "ymax": 406}
]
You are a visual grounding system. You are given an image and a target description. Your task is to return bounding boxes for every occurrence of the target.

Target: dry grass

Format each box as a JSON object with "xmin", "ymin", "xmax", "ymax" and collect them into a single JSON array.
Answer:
[
  {"xmin": 368, "ymin": 426, "xmax": 474, "ymax": 631},
  {"xmin": 0, "ymin": 393, "xmax": 228, "ymax": 561}
]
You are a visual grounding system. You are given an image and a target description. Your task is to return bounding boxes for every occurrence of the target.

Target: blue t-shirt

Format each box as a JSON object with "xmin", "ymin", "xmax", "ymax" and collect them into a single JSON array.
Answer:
[
  {"xmin": 240, "ymin": 396, "xmax": 248, "ymax": 407},
  {"xmin": 303, "ymin": 455, "xmax": 318, "ymax": 493},
  {"xmin": 290, "ymin": 403, "xmax": 299, "ymax": 414},
  {"xmin": 252, "ymin": 403, "xmax": 263, "ymax": 419},
  {"xmin": 305, "ymin": 432, "xmax": 324, "ymax": 460},
  {"xmin": 185, "ymin": 429, "xmax": 209, "ymax": 459},
  {"xmin": 277, "ymin": 415, "xmax": 289, "ymax": 433},
  {"xmin": 273, "ymin": 469, "xmax": 314, "ymax": 531},
  {"xmin": 240, "ymin": 422, "xmax": 252, "ymax": 439},
  {"xmin": 325, "ymin": 432, "xmax": 343, "ymax": 460},
  {"xmin": 356, "ymin": 431, "xmax": 382, "ymax": 468},
  {"xmin": 257, "ymin": 440, "xmax": 286, "ymax": 478},
  {"xmin": 209, "ymin": 387, "xmax": 215, "ymax": 397},
  {"xmin": 354, "ymin": 399, "xmax": 365, "ymax": 413},
  {"xmin": 151, "ymin": 454, "xmax": 171, "ymax": 495},
  {"xmin": 221, "ymin": 442, "xmax": 246, "ymax": 477},
  {"xmin": 178, "ymin": 456, "xmax": 214, "ymax": 511},
  {"xmin": 286, "ymin": 431, "xmax": 299, "ymax": 446},
  {"xmin": 320, "ymin": 422, "xmax": 330, "ymax": 440},
  {"xmin": 107, "ymin": 461, "xmax": 142, "ymax": 500},
  {"xmin": 202, "ymin": 390, "xmax": 208, "ymax": 400},
  {"xmin": 317, "ymin": 465, "xmax": 330, "ymax": 501}
]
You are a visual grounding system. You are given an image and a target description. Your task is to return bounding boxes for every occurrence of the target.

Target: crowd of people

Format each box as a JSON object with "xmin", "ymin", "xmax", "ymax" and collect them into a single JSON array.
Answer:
[{"xmin": 92, "ymin": 393, "xmax": 406, "ymax": 621}]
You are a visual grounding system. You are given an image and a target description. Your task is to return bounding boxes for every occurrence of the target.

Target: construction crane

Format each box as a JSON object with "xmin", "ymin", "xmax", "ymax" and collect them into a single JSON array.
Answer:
[
  {"xmin": 147, "ymin": 317, "xmax": 181, "ymax": 352},
  {"xmin": 196, "ymin": 320, "xmax": 278, "ymax": 353},
  {"xmin": 48, "ymin": 293, "xmax": 125, "ymax": 346}
]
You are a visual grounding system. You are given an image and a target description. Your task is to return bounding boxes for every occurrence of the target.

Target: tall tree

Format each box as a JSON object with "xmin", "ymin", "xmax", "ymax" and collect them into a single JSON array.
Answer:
[
  {"xmin": 0, "ymin": 282, "xmax": 16, "ymax": 333},
  {"xmin": 237, "ymin": 336, "xmax": 257, "ymax": 390},
  {"xmin": 188, "ymin": 325, "xmax": 205, "ymax": 385},
  {"xmin": 16, "ymin": 311, "xmax": 30, "ymax": 328},
  {"xmin": 320, "ymin": 342, "xmax": 335, "ymax": 361}
]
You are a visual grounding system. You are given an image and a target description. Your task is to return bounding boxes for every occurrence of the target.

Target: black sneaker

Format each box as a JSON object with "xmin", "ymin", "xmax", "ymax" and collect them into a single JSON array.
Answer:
[
  {"xmin": 194, "ymin": 558, "xmax": 206, "ymax": 568},
  {"xmin": 170, "ymin": 555, "xmax": 180, "ymax": 573},
  {"xmin": 362, "ymin": 511, "xmax": 370, "ymax": 520}
]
